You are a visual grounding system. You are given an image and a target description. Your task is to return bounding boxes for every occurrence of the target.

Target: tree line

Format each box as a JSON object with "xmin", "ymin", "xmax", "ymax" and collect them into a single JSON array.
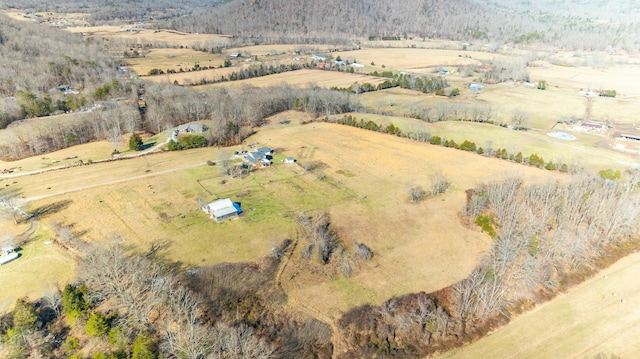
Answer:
[
  {"xmin": 0, "ymin": 237, "xmax": 336, "ymax": 358},
  {"xmin": 331, "ymin": 115, "xmax": 574, "ymax": 173},
  {"xmin": 338, "ymin": 172, "xmax": 640, "ymax": 357},
  {"xmin": 0, "ymin": 84, "xmax": 354, "ymax": 160}
]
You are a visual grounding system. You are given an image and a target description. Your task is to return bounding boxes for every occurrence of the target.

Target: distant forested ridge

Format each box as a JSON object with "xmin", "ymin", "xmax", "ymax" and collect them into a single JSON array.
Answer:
[
  {"xmin": 4, "ymin": 0, "xmax": 639, "ymax": 52},
  {"xmin": 163, "ymin": 0, "xmax": 640, "ymax": 53}
]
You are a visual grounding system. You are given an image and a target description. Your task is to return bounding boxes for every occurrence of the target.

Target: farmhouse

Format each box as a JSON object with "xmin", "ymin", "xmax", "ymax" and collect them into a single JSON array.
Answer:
[
  {"xmin": 0, "ymin": 246, "xmax": 18, "ymax": 266},
  {"xmin": 177, "ymin": 123, "xmax": 208, "ymax": 134},
  {"xmin": 202, "ymin": 198, "xmax": 242, "ymax": 221},
  {"xmin": 244, "ymin": 147, "xmax": 274, "ymax": 167}
]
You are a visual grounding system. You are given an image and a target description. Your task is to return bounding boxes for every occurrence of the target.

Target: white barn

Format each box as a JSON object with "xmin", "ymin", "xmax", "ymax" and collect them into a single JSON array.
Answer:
[{"xmin": 202, "ymin": 198, "xmax": 241, "ymax": 222}]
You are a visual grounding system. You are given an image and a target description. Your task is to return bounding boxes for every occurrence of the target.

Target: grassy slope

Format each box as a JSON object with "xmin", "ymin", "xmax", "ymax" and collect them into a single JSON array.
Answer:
[{"xmin": 439, "ymin": 251, "xmax": 640, "ymax": 359}]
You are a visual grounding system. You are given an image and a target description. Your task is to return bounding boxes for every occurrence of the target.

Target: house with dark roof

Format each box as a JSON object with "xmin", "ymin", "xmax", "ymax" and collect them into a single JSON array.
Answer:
[{"xmin": 244, "ymin": 147, "xmax": 273, "ymax": 167}]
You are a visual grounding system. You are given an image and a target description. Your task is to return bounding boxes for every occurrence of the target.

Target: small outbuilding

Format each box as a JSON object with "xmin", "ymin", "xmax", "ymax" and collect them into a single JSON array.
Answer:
[
  {"xmin": 202, "ymin": 198, "xmax": 242, "ymax": 222},
  {"xmin": 284, "ymin": 157, "xmax": 296, "ymax": 164},
  {"xmin": 0, "ymin": 247, "xmax": 18, "ymax": 266}
]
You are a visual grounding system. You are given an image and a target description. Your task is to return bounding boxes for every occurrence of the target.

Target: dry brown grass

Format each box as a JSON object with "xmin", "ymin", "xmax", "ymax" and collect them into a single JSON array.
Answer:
[
  {"xmin": 438, "ymin": 251, "xmax": 640, "ymax": 359},
  {"xmin": 331, "ymin": 47, "xmax": 509, "ymax": 73},
  {"xmin": 66, "ymin": 26, "xmax": 231, "ymax": 48},
  {"xmin": 204, "ymin": 69, "xmax": 388, "ymax": 89},
  {"xmin": 0, "ymin": 121, "xmax": 556, "ymax": 316},
  {"xmin": 125, "ymin": 48, "xmax": 227, "ymax": 76},
  {"xmin": 249, "ymin": 122, "xmax": 557, "ymax": 317}
]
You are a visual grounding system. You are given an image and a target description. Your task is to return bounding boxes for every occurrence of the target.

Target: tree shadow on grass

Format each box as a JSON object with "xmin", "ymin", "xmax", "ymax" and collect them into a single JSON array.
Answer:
[
  {"xmin": 139, "ymin": 142, "xmax": 157, "ymax": 151},
  {"xmin": 28, "ymin": 200, "xmax": 73, "ymax": 220}
]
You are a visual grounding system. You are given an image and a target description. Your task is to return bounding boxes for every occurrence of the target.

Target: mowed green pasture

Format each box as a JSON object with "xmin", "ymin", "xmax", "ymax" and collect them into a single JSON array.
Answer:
[{"xmin": 0, "ymin": 224, "xmax": 76, "ymax": 309}]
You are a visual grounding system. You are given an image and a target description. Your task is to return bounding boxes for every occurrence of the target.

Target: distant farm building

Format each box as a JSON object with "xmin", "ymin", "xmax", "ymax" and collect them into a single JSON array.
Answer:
[
  {"xmin": 620, "ymin": 134, "xmax": 640, "ymax": 142},
  {"xmin": 228, "ymin": 52, "xmax": 242, "ymax": 58},
  {"xmin": 244, "ymin": 147, "xmax": 273, "ymax": 167},
  {"xmin": 350, "ymin": 63, "xmax": 364, "ymax": 68},
  {"xmin": 284, "ymin": 157, "xmax": 296, "ymax": 164},
  {"xmin": 312, "ymin": 55, "xmax": 327, "ymax": 62},
  {"xmin": 177, "ymin": 123, "xmax": 208, "ymax": 134},
  {"xmin": 202, "ymin": 198, "xmax": 242, "ymax": 222},
  {"xmin": 469, "ymin": 83, "xmax": 485, "ymax": 91},
  {"xmin": 573, "ymin": 121, "xmax": 607, "ymax": 132},
  {"xmin": 0, "ymin": 247, "xmax": 18, "ymax": 266}
]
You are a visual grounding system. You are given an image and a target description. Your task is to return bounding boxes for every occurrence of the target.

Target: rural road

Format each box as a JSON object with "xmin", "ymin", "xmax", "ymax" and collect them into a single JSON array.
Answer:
[
  {"xmin": 1, "ymin": 136, "xmax": 172, "ymax": 179},
  {"xmin": 22, "ymin": 161, "xmax": 205, "ymax": 203}
]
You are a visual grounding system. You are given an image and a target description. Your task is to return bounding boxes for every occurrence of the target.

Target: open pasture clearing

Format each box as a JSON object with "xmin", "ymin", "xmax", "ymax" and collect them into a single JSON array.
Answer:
[
  {"xmin": 141, "ymin": 57, "xmax": 303, "ymax": 85},
  {"xmin": 332, "ymin": 47, "xmax": 510, "ymax": 72},
  {"xmin": 125, "ymin": 47, "xmax": 227, "ymax": 76},
  {"xmin": 0, "ymin": 131, "xmax": 168, "ymax": 174},
  {"xmin": 331, "ymin": 112, "xmax": 637, "ymax": 171},
  {"xmin": 225, "ymin": 44, "xmax": 343, "ymax": 56},
  {"xmin": 249, "ymin": 122, "xmax": 557, "ymax": 315},
  {"xmin": 0, "ymin": 222, "xmax": 76, "ymax": 309},
  {"xmin": 205, "ymin": 69, "xmax": 389, "ymax": 89},
  {"xmin": 439, "ymin": 250, "xmax": 640, "ymax": 359},
  {"xmin": 530, "ymin": 62, "xmax": 640, "ymax": 98},
  {"xmin": 66, "ymin": 26, "xmax": 231, "ymax": 48},
  {"xmin": 4, "ymin": 120, "xmax": 555, "ymax": 316}
]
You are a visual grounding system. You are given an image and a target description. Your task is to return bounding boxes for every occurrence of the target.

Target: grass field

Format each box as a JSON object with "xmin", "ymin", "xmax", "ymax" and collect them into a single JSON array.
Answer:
[
  {"xmin": 204, "ymin": 69, "xmax": 388, "ymax": 89},
  {"xmin": 124, "ymin": 48, "xmax": 228, "ymax": 76},
  {"xmin": 329, "ymin": 112, "xmax": 637, "ymax": 171},
  {"xmin": 439, "ymin": 251, "xmax": 640, "ymax": 359},
  {"xmin": 65, "ymin": 26, "xmax": 231, "ymax": 48},
  {"xmin": 247, "ymin": 121, "xmax": 557, "ymax": 316},
  {"xmin": 0, "ymin": 120, "xmax": 556, "ymax": 316},
  {"xmin": 0, "ymin": 220, "xmax": 76, "ymax": 309},
  {"xmin": 331, "ymin": 48, "xmax": 510, "ymax": 73}
]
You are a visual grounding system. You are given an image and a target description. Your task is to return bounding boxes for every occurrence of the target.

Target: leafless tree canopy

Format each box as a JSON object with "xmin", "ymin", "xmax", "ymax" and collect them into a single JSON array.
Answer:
[{"xmin": 340, "ymin": 173, "xmax": 640, "ymax": 357}]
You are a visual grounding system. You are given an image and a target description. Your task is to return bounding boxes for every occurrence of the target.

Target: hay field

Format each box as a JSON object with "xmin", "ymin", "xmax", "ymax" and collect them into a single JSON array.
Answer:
[
  {"xmin": 0, "ymin": 131, "xmax": 167, "ymax": 173},
  {"xmin": 141, "ymin": 58, "xmax": 303, "ymax": 85},
  {"xmin": 125, "ymin": 48, "xmax": 226, "ymax": 76},
  {"xmin": 205, "ymin": 69, "xmax": 389, "ymax": 89},
  {"xmin": 329, "ymin": 113, "xmax": 636, "ymax": 171},
  {"xmin": 332, "ymin": 47, "xmax": 509, "ymax": 72},
  {"xmin": 439, "ymin": 251, "xmax": 640, "ymax": 359},
  {"xmin": 530, "ymin": 62, "xmax": 640, "ymax": 98},
  {"xmin": 249, "ymin": 122, "xmax": 557, "ymax": 314},
  {"xmin": 66, "ymin": 26, "xmax": 231, "ymax": 48},
  {"xmin": 2, "ymin": 121, "xmax": 555, "ymax": 315}
]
